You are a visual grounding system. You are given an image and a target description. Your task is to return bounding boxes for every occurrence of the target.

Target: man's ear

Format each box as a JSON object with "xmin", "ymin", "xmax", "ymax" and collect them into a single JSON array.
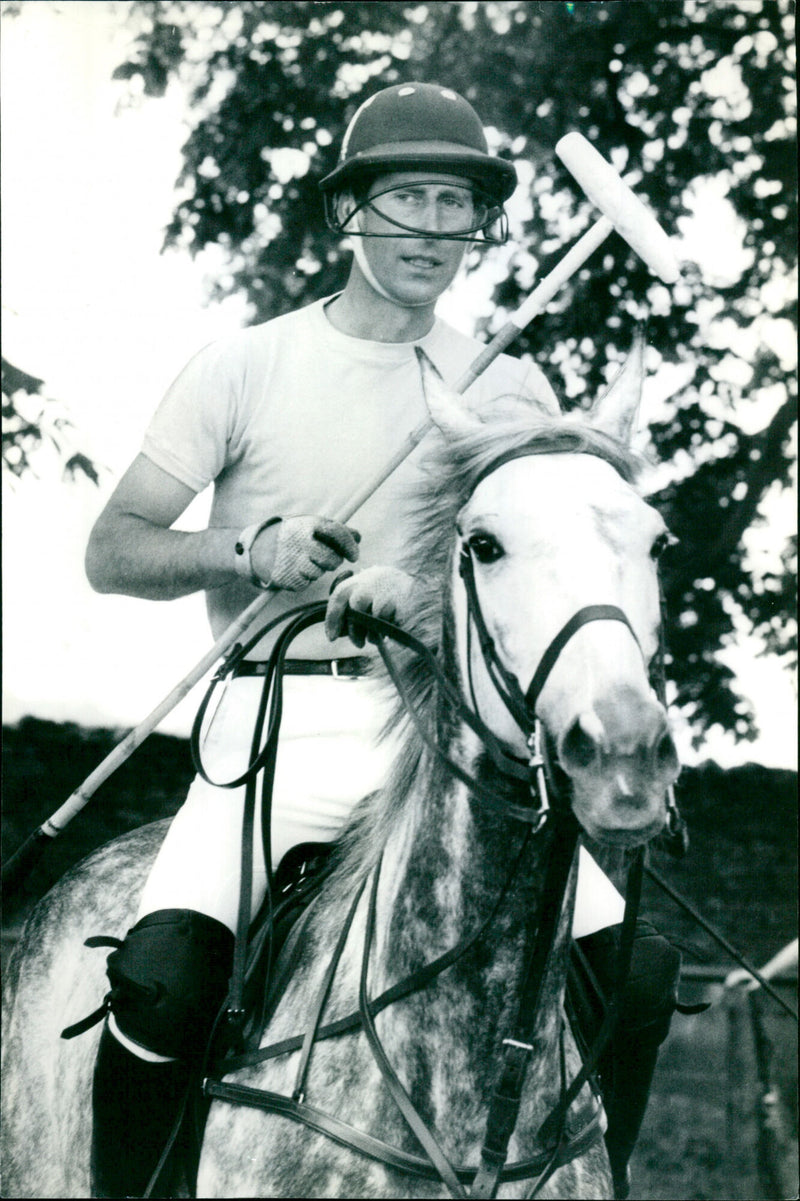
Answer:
[{"xmin": 333, "ymin": 190, "xmax": 360, "ymax": 233}]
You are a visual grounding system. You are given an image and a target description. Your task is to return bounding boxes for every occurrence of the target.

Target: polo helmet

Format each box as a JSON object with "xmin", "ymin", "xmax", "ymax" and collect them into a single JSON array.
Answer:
[{"xmin": 320, "ymin": 83, "xmax": 516, "ymax": 243}]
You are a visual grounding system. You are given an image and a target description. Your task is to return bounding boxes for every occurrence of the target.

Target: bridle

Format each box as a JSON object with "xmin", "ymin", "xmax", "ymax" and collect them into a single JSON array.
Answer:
[
  {"xmin": 455, "ymin": 443, "xmax": 686, "ymax": 851},
  {"xmin": 201, "ymin": 450, "xmax": 673, "ymax": 1199},
  {"xmin": 458, "ymin": 538, "xmax": 641, "ymax": 833}
]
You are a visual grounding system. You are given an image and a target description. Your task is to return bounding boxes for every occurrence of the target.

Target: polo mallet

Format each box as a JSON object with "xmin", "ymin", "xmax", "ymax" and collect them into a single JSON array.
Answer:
[{"xmin": 2, "ymin": 132, "xmax": 680, "ymax": 896}]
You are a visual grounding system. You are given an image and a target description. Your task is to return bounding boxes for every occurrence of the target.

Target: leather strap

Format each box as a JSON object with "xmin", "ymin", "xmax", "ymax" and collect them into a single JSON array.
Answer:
[
  {"xmin": 472, "ymin": 816, "xmax": 580, "ymax": 1197},
  {"xmin": 233, "ymin": 516, "xmax": 281, "ymax": 588},
  {"xmin": 459, "ymin": 545, "xmax": 640, "ymax": 728},
  {"xmin": 291, "ymin": 878, "xmax": 366, "ymax": 1103},
  {"xmin": 234, "ymin": 657, "xmax": 373, "ymax": 678},
  {"xmin": 358, "ymin": 858, "xmax": 466, "ymax": 1198},
  {"xmin": 204, "ymin": 833, "xmax": 609, "ymax": 1193},
  {"xmin": 191, "ymin": 604, "xmax": 328, "ymax": 790},
  {"xmin": 525, "ymin": 604, "xmax": 639, "ymax": 716},
  {"xmin": 537, "ymin": 846, "xmax": 645, "ymax": 1148},
  {"xmin": 216, "ymin": 834, "xmax": 533, "ymax": 1076},
  {"xmin": 203, "ymin": 1078, "xmax": 604, "ymax": 1185}
]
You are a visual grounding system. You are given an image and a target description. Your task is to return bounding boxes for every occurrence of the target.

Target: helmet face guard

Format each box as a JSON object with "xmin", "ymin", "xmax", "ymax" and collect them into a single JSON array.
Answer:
[
  {"xmin": 320, "ymin": 83, "xmax": 517, "ymax": 247},
  {"xmin": 324, "ymin": 178, "xmax": 510, "ymax": 245}
]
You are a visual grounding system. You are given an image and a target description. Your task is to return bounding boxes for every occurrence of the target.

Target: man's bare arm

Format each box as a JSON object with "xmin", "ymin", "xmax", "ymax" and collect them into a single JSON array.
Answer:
[
  {"xmin": 85, "ymin": 454, "xmax": 360, "ymax": 601},
  {"xmin": 85, "ymin": 455, "xmax": 239, "ymax": 600}
]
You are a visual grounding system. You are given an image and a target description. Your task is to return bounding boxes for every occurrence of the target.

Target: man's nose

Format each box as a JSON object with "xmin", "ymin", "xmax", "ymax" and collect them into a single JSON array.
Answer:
[{"xmin": 416, "ymin": 198, "xmax": 442, "ymax": 232}]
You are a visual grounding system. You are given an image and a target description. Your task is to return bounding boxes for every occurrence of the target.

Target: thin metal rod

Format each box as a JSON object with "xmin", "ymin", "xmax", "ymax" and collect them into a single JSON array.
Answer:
[{"xmin": 646, "ymin": 865, "xmax": 798, "ymax": 1022}]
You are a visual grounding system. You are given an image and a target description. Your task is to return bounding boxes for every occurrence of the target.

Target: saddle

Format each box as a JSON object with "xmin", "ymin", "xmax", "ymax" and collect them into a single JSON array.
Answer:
[{"xmin": 231, "ymin": 840, "xmax": 337, "ymax": 1053}]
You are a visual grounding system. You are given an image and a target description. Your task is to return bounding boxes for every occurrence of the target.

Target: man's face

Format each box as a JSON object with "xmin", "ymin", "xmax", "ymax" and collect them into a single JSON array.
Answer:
[{"xmin": 357, "ymin": 172, "xmax": 475, "ymax": 306}]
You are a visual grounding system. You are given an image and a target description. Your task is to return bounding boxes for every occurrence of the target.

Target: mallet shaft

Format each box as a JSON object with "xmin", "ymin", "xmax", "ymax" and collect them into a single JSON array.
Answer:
[
  {"xmin": 11, "ymin": 322, "xmax": 522, "ymax": 849},
  {"xmin": 5, "ymin": 144, "xmax": 670, "ymax": 869}
]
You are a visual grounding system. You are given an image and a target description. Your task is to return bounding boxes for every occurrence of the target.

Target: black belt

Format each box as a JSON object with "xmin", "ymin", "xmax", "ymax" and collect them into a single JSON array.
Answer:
[{"xmin": 233, "ymin": 657, "xmax": 373, "ymax": 679}]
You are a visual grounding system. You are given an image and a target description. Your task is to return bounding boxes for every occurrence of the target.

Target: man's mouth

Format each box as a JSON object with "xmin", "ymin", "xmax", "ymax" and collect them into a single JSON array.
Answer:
[{"xmin": 401, "ymin": 253, "xmax": 443, "ymax": 270}]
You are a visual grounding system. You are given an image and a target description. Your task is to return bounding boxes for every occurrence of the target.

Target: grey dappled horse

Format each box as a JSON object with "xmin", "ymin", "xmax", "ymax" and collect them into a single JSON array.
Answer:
[{"xmin": 2, "ymin": 344, "xmax": 680, "ymax": 1198}]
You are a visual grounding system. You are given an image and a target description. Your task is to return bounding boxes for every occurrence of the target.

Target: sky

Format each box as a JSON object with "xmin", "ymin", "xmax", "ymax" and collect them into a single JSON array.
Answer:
[{"xmin": 1, "ymin": 0, "xmax": 796, "ymax": 770}]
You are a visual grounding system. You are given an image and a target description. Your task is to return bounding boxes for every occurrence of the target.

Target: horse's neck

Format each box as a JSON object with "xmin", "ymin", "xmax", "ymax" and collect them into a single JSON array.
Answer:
[{"xmin": 372, "ymin": 739, "xmax": 575, "ymax": 1075}]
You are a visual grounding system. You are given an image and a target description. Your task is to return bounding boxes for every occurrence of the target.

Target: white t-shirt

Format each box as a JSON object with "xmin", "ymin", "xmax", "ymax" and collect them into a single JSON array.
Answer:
[{"xmin": 142, "ymin": 295, "xmax": 556, "ymax": 658}]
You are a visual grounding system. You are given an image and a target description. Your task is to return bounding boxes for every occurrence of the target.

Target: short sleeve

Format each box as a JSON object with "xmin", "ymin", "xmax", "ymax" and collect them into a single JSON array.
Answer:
[{"xmin": 141, "ymin": 340, "xmax": 243, "ymax": 492}]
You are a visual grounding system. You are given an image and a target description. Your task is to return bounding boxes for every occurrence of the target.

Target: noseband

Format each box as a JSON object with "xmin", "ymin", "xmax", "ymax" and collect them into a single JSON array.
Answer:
[
  {"xmin": 459, "ymin": 543, "xmax": 640, "ymax": 728},
  {"xmin": 458, "ymin": 540, "xmax": 641, "ymax": 830}
]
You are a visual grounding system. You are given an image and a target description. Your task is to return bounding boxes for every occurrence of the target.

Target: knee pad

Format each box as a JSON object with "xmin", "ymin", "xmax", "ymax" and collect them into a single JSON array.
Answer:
[
  {"xmin": 577, "ymin": 919, "xmax": 681, "ymax": 1037},
  {"xmin": 106, "ymin": 909, "xmax": 234, "ymax": 1061},
  {"xmin": 623, "ymin": 920, "xmax": 681, "ymax": 1033}
]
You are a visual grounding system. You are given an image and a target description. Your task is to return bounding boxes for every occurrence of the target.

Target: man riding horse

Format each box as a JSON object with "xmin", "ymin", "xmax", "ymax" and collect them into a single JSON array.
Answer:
[{"xmin": 83, "ymin": 82, "xmax": 680, "ymax": 1199}]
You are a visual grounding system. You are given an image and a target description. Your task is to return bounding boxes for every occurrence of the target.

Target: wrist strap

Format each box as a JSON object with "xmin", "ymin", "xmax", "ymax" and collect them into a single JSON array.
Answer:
[{"xmin": 234, "ymin": 517, "xmax": 282, "ymax": 588}]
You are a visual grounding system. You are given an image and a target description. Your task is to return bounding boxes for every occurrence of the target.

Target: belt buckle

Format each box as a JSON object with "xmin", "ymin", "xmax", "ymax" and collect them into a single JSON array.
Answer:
[{"xmin": 330, "ymin": 659, "xmax": 340, "ymax": 678}]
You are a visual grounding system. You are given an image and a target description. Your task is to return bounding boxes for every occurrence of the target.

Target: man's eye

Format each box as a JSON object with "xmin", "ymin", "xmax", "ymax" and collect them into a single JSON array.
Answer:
[{"xmin": 468, "ymin": 533, "xmax": 504, "ymax": 564}]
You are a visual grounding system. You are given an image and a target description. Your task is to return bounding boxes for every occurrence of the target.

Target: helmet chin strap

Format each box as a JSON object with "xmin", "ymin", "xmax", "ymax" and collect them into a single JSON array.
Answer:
[{"xmin": 351, "ymin": 213, "xmax": 433, "ymax": 309}]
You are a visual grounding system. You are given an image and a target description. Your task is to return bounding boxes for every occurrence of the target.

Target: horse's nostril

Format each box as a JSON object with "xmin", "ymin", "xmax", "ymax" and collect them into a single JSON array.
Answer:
[
  {"xmin": 655, "ymin": 730, "xmax": 679, "ymax": 775},
  {"xmin": 561, "ymin": 718, "xmax": 598, "ymax": 771}
]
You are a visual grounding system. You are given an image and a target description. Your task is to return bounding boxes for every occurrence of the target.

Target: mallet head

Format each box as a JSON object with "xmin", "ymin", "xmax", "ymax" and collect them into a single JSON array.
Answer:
[{"xmin": 556, "ymin": 132, "xmax": 680, "ymax": 284}]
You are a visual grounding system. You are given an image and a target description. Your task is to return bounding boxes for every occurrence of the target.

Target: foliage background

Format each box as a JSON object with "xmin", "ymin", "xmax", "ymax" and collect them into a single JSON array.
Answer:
[
  {"xmin": 11, "ymin": 0, "xmax": 795, "ymax": 745},
  {"xmin": 1, "ymin": 2, "xmax": 796, "ymax": 754}
]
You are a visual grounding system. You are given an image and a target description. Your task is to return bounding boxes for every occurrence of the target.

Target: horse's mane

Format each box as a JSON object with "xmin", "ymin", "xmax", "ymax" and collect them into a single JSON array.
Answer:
[{"xmin": 324, "ymin": 408, "xmax": 644, "ymax": 895}]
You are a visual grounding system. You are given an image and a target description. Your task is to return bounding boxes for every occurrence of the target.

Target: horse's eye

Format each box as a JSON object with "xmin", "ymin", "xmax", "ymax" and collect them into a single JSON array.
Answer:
[
  {"xmin": 651, "ymin": 530, "xmax": 678, "ymax": 560},
  {"xmin": 468, "ymin": 532, "xmax": 504, "ymax": 564}
]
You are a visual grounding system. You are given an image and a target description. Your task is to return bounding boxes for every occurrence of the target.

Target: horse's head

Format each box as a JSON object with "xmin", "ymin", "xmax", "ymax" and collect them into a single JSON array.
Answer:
[{"xmin": 419, "ymin": 342, "xmax": 679, "ymax": 847}]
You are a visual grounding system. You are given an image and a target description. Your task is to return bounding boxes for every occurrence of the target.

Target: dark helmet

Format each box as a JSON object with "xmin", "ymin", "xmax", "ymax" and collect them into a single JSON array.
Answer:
[{"xmin": 320, "ymin": 83, "xmax": 516, "ymax": 243}]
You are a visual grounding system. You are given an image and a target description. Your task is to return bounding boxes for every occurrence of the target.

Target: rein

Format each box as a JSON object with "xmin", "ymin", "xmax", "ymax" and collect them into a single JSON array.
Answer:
[
  {"xmin": 199, "ymin": 595, "xmax": 645, "ymax": 1198},
  {"xmin": 191, "ymin": 434, "xmax": 689, "ymax": 1196},
  {"xmin": 207, "ymin": 828, "xmax": 612, "ymax": 1199}
]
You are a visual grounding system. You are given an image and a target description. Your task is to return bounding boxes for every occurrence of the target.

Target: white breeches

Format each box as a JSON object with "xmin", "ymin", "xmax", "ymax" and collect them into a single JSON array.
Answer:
[{"xmin": 136, "ymin": 675, "xmax": 623, "ymax": 936}]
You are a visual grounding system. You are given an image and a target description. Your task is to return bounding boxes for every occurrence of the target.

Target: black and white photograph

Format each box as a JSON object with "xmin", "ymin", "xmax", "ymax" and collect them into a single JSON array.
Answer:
[{"xmin": 2, "ymin": 3, "xmax": 796, "ymax": 1198}]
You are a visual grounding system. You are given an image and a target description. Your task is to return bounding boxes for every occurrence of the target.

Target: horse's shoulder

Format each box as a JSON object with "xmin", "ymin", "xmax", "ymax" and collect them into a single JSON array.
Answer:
[{"xmin": 47, "ymin": 819, "xmax": 168, "ymax": 903}]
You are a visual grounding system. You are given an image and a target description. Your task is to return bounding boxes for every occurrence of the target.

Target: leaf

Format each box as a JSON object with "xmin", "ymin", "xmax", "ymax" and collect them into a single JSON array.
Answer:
[
  {"xmin": 111, "ymin": 61, "xmax": 142, "ymax": 81},
  {"xmin": 63, "ymin": 453, "xmax": 101, "ymax": 487}
]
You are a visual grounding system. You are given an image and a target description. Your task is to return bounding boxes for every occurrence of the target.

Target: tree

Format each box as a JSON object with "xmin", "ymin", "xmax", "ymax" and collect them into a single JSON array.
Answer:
[
  {"xmin": 112, "ymin": 0, "xmax": 795, "ymax": 745},
  {"xmin": 2, "ymin": 358, "xmax": 100, "ymax": 485}
]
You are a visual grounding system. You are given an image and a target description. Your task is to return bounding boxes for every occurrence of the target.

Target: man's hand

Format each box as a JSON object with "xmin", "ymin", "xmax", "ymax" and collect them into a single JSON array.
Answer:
[
  {"xmin": 325, "ymin": 566, "xmax": 419, "ymax": 647},
  {"xmin": 251, "ymin": 516, "xmax": 361, "ymax": 590}
]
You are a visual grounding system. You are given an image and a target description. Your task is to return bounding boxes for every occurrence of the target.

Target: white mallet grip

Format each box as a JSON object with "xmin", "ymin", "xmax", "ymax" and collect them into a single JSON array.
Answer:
[{"xmin": 556, "ymin": 132, "xmax": 680, "ymax": 284}]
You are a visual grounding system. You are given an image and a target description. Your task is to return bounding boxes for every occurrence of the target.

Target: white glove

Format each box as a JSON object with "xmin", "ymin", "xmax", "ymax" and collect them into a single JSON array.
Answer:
[
  {"xmin": 325, "ymin": 566, "xmax": 421, "ymax": 647},
  {"xmin": 251, "ymin": 516, "xmax": 360, "ymax": 591}
]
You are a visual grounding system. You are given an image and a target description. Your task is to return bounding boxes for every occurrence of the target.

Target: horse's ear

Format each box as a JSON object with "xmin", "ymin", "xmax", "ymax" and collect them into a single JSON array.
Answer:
[
  {"xmin": 416, "ymin": 347, "xmax": 561, "ymax": 439},
  {"xmin": 585, "ymin": 331, "xmax": 645, "ymax": 445},
  {"xmin": 416, "ymin": 348, "xmax": 483, "ymax": 438}
]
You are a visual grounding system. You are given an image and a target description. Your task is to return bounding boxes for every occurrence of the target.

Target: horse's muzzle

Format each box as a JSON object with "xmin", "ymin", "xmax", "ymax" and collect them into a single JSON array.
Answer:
[{"xmin": 556, "ymin": 688, "xmax": 679, "ymax": 845}]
